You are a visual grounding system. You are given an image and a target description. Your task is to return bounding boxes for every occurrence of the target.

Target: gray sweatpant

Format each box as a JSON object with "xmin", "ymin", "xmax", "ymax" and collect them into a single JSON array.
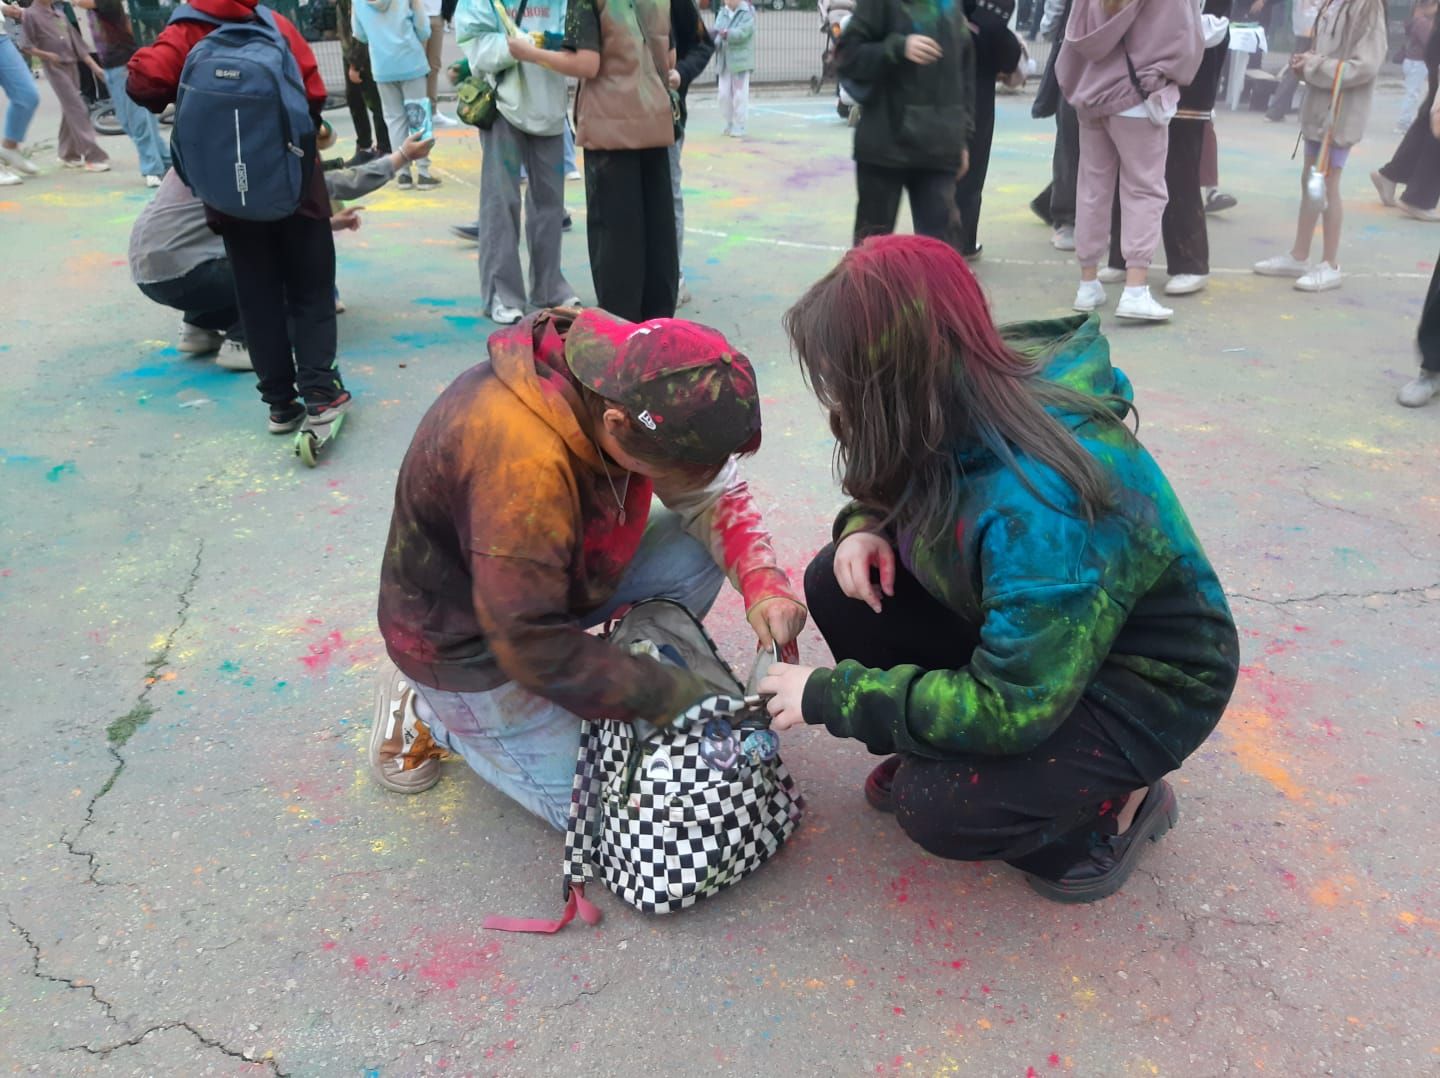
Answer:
[{"xmin": 478, "ymin": 115, "xmax": 573, "ymax": 310}]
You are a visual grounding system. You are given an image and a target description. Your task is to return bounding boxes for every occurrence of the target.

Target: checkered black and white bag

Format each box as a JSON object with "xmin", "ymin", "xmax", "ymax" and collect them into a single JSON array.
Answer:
[{"xmin": 484, "ymin": 600, "xmax": 804, "ymax": 933}]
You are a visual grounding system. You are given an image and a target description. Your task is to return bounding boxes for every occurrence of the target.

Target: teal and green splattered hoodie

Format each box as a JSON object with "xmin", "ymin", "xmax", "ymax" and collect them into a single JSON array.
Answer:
[{"xmin": 802, "ymin": 315, "xmax": 1240, "ymax": 776}]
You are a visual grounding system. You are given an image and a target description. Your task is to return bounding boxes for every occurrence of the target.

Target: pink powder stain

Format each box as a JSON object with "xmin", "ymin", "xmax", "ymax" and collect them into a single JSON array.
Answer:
[
  {"xmin": 353, "ymin": 956, "xmax": 369, "ymax": 971},
  {"xmin": 416, "ymin": 939, "xmax": 504, "ymax": 990},
  {"xmin": 1048, "ymin": 1054, "xmax": 1062, "ymax": 1067},
  {"xmin": 1026, "ymin": 1068, "xmax": 1041, "ymax": 1077},
  {"xmin": 892, "ymin": 1006, "xmax": 905, "ymax": 1016},
  {"xmin": 321, "ymin": 941, "xmax": 337, "ymax": 951},
  {"xmin": 948, "ymin": 959, "xmax": 967, "ymax": 970},
  {"xmin": 300, "ymin": 630, "xmax": 346, "ymax": 671}
]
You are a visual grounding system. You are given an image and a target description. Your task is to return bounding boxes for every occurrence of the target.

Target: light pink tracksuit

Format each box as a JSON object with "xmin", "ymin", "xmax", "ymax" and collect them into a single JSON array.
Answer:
[{"xmin": 1056, "ymin": 0, "xmax": 1202, "ymax": 270}]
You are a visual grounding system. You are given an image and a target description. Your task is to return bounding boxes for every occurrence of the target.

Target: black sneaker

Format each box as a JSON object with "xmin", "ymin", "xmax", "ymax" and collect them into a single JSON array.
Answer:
[
  {"xmin": 1205, "ymin": 191, "xmax": 1237, "ymax": 214},
  {"xmin": 1025, "ymin": 780, "xmax": 1178, "ymax": 904},
  {"xmin": 562, "ymin": 213, "xmax": 573, "ymax": 232},
  {"xmin": 864, "ymin": 756, "xmax": 902, "ymax": 812},
  {"xmin": 450, "ymin": 222, "xmax": 479, "ymax": 242},
  {"xmin": 268, "ymin": 401, "xmax": 306, "ymax": 434},
  {"xmin": 396, "ymin": 172, "xmax": 413, "ymax": 189},
  {"xmin": 415, "ymin": 173, "xmax": 442, "ymax": 190},
  {"xmin": 345, "ymin": 146, "xmax": 379, "ymax": 167}
]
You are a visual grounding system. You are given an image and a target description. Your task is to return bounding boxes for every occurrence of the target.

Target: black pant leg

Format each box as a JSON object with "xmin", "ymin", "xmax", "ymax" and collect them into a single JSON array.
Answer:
[
  {"xmin": 346, "ymin": 78, "xmax": 373, "ymax": 150},
  {"xmin": 804, "ymin": 543, "xmax": 979, "ymax": 672},
  {"xmin": 1418, "ymin": 255, "xmax": 1440, "ymax": 373},
  {"xmin": 222, "ymin": 222, "xmax": 298, "ymax": 408},
  {"xmin": 853, "ymin": 162, "xmax": 905, "ymax": 246},
  {"xmin": 1030, "ymin": 182, "xmax": 1055, "ymax": 226},
  {"xmin": 890, "ymin": 701, "xmax": 1149, "ymax": 878},
  {"xmin": 277, "ymin": 213, "xmax": 342, "ymax": 406},
  {"xmin": 1398, "ymin": 107, "xmax": 1440, "ymax": 210},
  {"xmin": 138, "ymin": 258, "xmax": 242, "ymax": 337},
  {"xmin": 638, "ymin": 145, "xmax": 679, "ymax": 321},
  {"xmin": 956, "ymin": 95, "xmax": 996, "ymax": 254},
  {"xmin": 1381, "ymin": 104, "xmax": 1431, "ymax": 185},
  {"xmin": 1107, "ymin": 184, "xmax": 1123, "ymax": 272},
  {"xmin": 907, "ymin": 167, "xmax": 964, "ymax": 252},
  {"xmin": 1162, "ymin": 120, "xmax": 1207, "ymax": 278},
  {"xmin": 585, "ymin": 149, "xmax": 647, "ymax": 322},
  {"xmin": 363, "ymin": 74, "xmax": 391, "ymax": 153},
  {"xmin": 1050, "ymin": 100, "xmax": 1079, "ymax": 228}
]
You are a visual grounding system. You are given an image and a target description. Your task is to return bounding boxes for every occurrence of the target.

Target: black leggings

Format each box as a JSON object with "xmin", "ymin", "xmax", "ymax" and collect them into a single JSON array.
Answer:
[
  {"xmin": 345, "ymin": 69, "xmax": 390, "ymax": 154},
  {"xmin": 804, "ymin": 543, "xmax": 1151, "ymax": 879},
  {"xmin": 583, "ymin": 147, "xmax": 677, "ymax": 323}
]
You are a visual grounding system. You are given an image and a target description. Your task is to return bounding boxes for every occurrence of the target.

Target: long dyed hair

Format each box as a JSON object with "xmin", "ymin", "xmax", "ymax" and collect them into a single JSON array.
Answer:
[{"xmin": 783, "ymin": 235, "xmax": 1134, "ymax": 540}]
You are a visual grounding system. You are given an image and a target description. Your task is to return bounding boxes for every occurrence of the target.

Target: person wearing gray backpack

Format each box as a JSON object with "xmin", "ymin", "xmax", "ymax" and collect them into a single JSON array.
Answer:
[{"xmin": 128, "ymin": 0, "xmax": 353, "ymax": 444}]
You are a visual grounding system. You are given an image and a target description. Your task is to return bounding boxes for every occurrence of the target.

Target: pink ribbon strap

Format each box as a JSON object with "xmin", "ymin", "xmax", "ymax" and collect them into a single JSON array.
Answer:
[{"xmin": 483, "ymin": 885, "xmax": 603, "ymax": 934}]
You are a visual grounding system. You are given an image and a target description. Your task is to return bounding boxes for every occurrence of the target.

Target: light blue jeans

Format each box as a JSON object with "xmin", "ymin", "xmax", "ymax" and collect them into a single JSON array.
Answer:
[
  {"xmin": 105, "ymin": 64, "xmax": 171, "ymax": 177},
  {"xmin": 413, "ymin": 508, "xmax": 725, "ymax": 830},
  {"xmin": 0, "ymin": 35, "xmax": 40, "ymax": 145}
]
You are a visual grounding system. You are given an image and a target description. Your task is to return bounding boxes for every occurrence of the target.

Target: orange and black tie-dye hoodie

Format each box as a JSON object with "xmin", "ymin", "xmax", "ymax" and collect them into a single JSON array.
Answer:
[{"xmin": 377, "ymin": 311, "xmax": 797, "ymax": 725}]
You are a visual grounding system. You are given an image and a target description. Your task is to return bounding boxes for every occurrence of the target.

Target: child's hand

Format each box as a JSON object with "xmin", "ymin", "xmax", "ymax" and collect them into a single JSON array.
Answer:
[
  {"xmin": 400, "ymin": 133, "xmax": 435, "ymax": 161},
  {"xmin": 507, "ymin": 34, "xmax": 541, "ymax": 62},
  {"xmin": 331, "ymin": 207, "xmax": 363, "ymax": 232},
  {"xmin": 348, "ymin": 64, "xmax": 362, "ymax": 84},
  {"xmin": 667, "ymin": 67, "xmax": 681, "ymax": 89}
]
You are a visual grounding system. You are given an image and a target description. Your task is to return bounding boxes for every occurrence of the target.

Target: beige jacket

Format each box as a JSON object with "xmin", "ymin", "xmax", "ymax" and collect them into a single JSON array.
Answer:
[
  {"xmin": 575, "ymin": 0, "xmax": 674, "ymax": 150},
  {"xmin": 1299, "ymin": 0, "xmax": 1388, "ymax": 148}
]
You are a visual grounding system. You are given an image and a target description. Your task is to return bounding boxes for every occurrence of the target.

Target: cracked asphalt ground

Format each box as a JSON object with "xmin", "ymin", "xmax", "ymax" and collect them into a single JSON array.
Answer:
[{"xmin": 3, "ymin": 82, "xmax": 1439, "ymax": 1077}]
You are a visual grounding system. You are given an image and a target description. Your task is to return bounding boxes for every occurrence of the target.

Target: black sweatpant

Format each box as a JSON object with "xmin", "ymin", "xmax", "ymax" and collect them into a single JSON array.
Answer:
[
  {"xmin": 955, "ymin": 90, "xmax": 997, "ymax": 255},
  {"xmin": 221, "ymin": 214, "xmax": 342, "ymax": 409},
  {"xmin": 345, "ymin": 70, "xmax": 390, "ymax": 154},
  {"xmin": 854, "ymin": 162, "xmax": 963, "ymax": 250},
  {"xmin": 1106, "ymin": 119, "xmax": 1207, "ymax": 278},
  {"xmin": 1418, "ymin": 256, "xmax": 1440, "ymax": 374},
  {"xmin": 1380, "ymin": 94, "xmax": 1440, "ymax": 212},
  {"xmin": 136, "ymin": 257, "xmax": 244, "ymax": 341},
  {"xmin": 583, "ymin": 146, "xmax": 677, "ymax": 323},
  {"xmin": 804, "ymin": 543, "xmax": 1150, "ymax": 880}
]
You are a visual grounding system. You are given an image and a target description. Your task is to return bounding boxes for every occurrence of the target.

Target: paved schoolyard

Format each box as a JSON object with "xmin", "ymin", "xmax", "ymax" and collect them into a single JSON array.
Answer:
[{"xmin": 2, "ymin": 82, "xmax": 1438, "ymax": 1076}]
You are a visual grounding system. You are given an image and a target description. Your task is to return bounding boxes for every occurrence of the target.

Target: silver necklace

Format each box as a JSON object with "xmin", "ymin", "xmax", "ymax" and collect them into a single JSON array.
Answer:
[{"xmin": 594, "ymin": 445, "xmax": 631, "ymax": 525}]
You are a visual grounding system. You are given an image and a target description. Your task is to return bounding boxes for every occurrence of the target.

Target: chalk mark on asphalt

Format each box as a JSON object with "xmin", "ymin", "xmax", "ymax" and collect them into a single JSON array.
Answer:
[{"xmin": 59, "ymin": 539, "xmax": 205, "ymax": 885}]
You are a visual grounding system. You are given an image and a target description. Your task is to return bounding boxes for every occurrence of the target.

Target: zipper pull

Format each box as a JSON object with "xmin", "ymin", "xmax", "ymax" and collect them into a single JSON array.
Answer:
[{"xmin": 287, "ymin": 144, "xmax": 304, "ymax": 157}]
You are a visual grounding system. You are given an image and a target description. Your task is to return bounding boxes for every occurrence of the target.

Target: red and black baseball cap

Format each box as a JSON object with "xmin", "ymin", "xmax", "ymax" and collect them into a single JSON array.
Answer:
[{"xmin": 564, "ymin": 309, "xmax": 763, "ymax": 466}]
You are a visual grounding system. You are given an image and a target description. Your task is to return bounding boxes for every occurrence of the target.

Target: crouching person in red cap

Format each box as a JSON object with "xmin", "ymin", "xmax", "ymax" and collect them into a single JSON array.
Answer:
[{"xmin": 372, "ymin": 307, "xmax": 808, "ymax": 826}]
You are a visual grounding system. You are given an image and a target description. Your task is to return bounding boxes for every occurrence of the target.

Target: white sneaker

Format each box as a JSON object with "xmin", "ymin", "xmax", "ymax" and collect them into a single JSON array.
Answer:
[
  {"xmin": 177, "ymin": 322, "xmax": 224, "ymax": 354},
  {"xmin": 677, "ymin": 275, "xmax": 692, "ymax": 306},
  {"xmin": 0, "ymin": 166, "xmax": 20, "ymax": 186},
  {"xmin": 1051, "ymin": 225, "xmax": 1075, "ymax": 251},
  {"xmin": 1097, "ymin": 266, "xmax": 1126, "ymax": 284},
  {"xmin": 1164, "ymin": 273, "xmax": 1208, "ymax": 296},
  {"xmin": 215, "ymin": 339, "xmax": 253, "ymax": 371},
  {"xmin": 1254, "ymin": 252, "xmax": 1310, "ymax": 278},
  {"xmin": 144, "ymin": 174, "xmax": 162, "ymax": 188},
  {"xmin": 1073, "ymin": 280, "xmax": 1106, "ymax": 312},
  {"xmin": 490, "ymin": 299, "xmax": 524, "ymax": 325},
  {"xmin": 0, "ymin": 145, "xmax": 38, "ymax": 175},
  {"xmin": 1114, "ymin": 286, "xmax": 1173, "ymax": 322},
  {"xmin": 1294, "ymin": 262, "xmax": 1343, "ymax": 292},
  {"xmin": 432, "ymin": 109, "xmax": 461, "ymax": 129},
  {"xmin": 557, "ymin": 295, "xmax": 582, "ymax": 308},
  {"xmin": 1397, "ymin": 370, "xmax": 1439, "ymax": 407},
  {"xmin": 82, "ymin": 159, "xmax": 111, "ymax": 173},
  {"xmin": 565, "ymin": 169, "xmax": 582, "ymax": 181}
]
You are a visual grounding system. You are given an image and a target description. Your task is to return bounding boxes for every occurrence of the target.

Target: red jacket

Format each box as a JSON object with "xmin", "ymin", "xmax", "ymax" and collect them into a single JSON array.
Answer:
[{"xmin": 126, "ymin": 0, "xmax": 326, "ymax": 113}]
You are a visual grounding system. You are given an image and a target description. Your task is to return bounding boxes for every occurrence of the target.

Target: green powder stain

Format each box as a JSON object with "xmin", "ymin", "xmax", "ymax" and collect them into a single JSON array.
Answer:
[{"xmin": 45, "ymin": 461, "xmax": 76, "ymax": 482}]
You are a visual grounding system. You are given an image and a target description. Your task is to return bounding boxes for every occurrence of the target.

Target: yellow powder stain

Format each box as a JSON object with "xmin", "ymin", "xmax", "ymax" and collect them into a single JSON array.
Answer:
[
  {"xmin": 976, "ymin": 1018, "xmax": 991, "ymax": 1030},
  {"xmin": 0, "ymin": 201, "xmax": 18, "ymax": 212},
  {"xmin": 1218, "ymin": 708, "xmax": 1306, "ymax": 802},
  {"xmin": 804, "ymin": 978, "xmax": 825, "ymax": 990},
  {"xmin": 370, "ymin": 838, "xmax": 392, "ymax": 853},
  {"xmin": 1398, "ymin": 911, "xmax": 1418, "ymax": 924},
  {"xmin": 1341, "ymin": 438, "xmax": 1384, "ymax": 455}
]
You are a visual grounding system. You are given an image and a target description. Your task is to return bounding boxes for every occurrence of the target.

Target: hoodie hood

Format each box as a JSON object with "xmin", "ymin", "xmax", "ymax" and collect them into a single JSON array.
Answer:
[
  {"xmin": 363, "ymin": 0, "xmax": 394, "ymax": 11},
  {"xmin": 487, "ymin": 312, "xmax": 606, "ymax": 475},
  {"xmin": 1064, "ymin": 0, "xmax": 1141, "ymax": 62},
  {"xmin": 1006, "ymin": 313, "xmax": 1133, "ymax": 422}
]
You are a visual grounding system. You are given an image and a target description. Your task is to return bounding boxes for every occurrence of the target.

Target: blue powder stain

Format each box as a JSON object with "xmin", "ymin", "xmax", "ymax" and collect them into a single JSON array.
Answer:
[
  {"xmin": 391, "ymin": 332, "xmax": 448, "ymax": 349},
  {"xmin": 45, "ymin": 461, "xmax": 77, "ymax": 482},
  {"xmin": 0, "ymin": 449, "xmax": 42, "ymax": 465},
  {"xmin": 706, "ymin": 257, "xmax": 721, "ymax": 265},
  {"xmin": 219, "ymin": 660, "xmax": 241, "ymax": 673},
  {"xmin": 122, "ymin": 364, "xmax": 175, "ymax": 379},
  {"xmin": 414, "ymin": 297, "xmax": 459, "ymax": 308},
  {"xmin": 365, "ymin": 1069, "xmax": 381, "ymax": 1077},
  {"xmin": 273, "ymin": 680, "xmax": 289, "ymax": 692},
  {"xmin": 442, "ymin": 315, "xmax": 483, "ymax": 332}
]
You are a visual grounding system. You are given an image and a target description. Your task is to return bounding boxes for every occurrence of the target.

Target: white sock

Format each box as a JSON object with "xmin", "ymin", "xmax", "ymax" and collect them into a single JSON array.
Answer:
[{"xmin": 1123, "ymin": 285, "xmax": 1148, "ymax": 299}]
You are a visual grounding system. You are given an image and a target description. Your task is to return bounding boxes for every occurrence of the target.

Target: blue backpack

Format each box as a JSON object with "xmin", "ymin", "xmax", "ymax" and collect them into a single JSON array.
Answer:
[{"xmin": 169, "ymin": 4, "xmax": 316, "ymax": 221}]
